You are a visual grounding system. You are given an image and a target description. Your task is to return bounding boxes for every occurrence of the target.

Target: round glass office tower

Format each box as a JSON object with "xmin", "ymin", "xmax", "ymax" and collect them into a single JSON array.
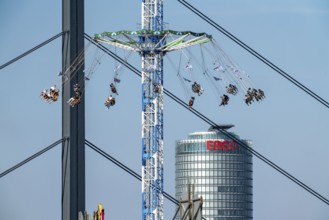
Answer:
[{"xmin": 175, "ymin": 125, "xmax": 253, "ymax": 220}]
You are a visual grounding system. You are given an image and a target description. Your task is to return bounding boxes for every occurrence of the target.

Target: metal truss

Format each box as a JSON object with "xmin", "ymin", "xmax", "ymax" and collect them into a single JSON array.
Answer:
[
  {"xmin": 142, "ymin": 0, "xmax": 163, "ymax": 31},
  {"xmin": 141, "ymin": 50, "xmax": 164, "ymax": 220},
  {"xmin": 94, "ymin": 1, "xmax": 210, "ymax": 219}
]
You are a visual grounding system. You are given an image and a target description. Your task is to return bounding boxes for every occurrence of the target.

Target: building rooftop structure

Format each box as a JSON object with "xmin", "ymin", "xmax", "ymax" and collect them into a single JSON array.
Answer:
[
  {"xmin": 208, "ymin": 124, "xmax": 235, "ymax": 131},
  {"xmin": 175, "ymin": 126, "xmax": 253, "ymax": 219}
]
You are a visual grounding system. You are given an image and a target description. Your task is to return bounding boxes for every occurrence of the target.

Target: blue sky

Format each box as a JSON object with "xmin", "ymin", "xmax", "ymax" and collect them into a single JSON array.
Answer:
[{"xmin": 1, "ymin": 0, "xmax": 329, "ymax": 219}]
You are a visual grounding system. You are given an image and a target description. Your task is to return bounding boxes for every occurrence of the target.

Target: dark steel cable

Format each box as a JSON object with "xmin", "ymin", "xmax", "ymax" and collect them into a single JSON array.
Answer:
[
  {"xmin": 0, "ymin": 32, "xmax": 65, "ymax": 70},
  {"xmin": 85, "ymin": 139, "xmax": 140, "ymax": 179},
  {"xmin": 0, "ymin": 138, "xmax": 65, "ymax": 178},
  {"xmin": 85, "ymin": 140, "xmax": 179, "ymax": 205},
  {"xmin": 177, "ymin": 0, "xmax": 329, "ymax": 109},
  {"xmin": 84, "ymin": 33, "xmax": 329, "ymax": 205},
  {"xmin": 85, "ymin": 139, "xmax": 179, "ymax": 205}
]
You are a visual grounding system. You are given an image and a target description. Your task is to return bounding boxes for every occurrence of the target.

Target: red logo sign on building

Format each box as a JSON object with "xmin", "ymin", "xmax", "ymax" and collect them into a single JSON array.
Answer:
[{"xmin": 206, "ymin": 140, "xmax": 238, "ymax": 151}]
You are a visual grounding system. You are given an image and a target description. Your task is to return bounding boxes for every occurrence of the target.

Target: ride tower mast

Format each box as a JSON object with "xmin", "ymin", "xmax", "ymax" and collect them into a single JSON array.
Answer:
[
  {"xmin": 94, "ymin": 1, "xmax": 212, "ymax": 219},
  {"xmin": 140, "ymin": 1, "xmax": 165, "ymax": 220}
]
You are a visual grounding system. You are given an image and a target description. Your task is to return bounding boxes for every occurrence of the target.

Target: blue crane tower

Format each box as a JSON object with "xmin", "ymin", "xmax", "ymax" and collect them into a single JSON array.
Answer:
[{"xmin": 95, "ymin": 1, "xmax": 211, "ymax": 219}]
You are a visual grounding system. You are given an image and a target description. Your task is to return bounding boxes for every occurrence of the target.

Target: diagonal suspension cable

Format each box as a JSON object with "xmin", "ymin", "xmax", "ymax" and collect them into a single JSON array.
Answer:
[
  {"xmin": 0, "ymin": 138, "xmax": 65, "ymax": 179},
  {"xmin": 85, "ymin": 139, "xmax": 179, "ymax": 206},
  {"xmin": 0, "ymin": 32, "xmax": 65, "ymax": 70},
  {"xmin": 84, "ymin": 33, "xmax": 329, "ymax": 205},
  {"xmin": 177, "ymin": 0, "xmax": 329, "ymax": 109}
]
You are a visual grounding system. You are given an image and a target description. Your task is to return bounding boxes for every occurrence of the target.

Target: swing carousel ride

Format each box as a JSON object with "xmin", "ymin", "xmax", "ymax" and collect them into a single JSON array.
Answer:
[
  {"xmin": 40, "ymin": 31, "xmax": 265, "ymax": 109},
  {"xmin": 39, "ymin": 29, "xmax": 265, "ymax": 220}
]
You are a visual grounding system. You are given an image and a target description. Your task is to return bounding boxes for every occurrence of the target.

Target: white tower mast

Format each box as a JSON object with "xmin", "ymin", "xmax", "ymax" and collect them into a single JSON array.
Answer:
[
  {"xmin": 140, "ymin": 1, "xmax": 164, "ymax": 219},
  {"xmin": 94, "ymin": 1, "xmax": 211, "ymax": 219}
]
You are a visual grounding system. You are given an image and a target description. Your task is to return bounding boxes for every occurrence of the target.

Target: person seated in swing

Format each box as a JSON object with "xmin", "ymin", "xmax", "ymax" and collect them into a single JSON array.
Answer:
[
  {"xmin": 219, "ymin": 94, "xmax": 229, "ymax": 106},
  {"xmin": 67, "ymin": 95, "xmax": 81, "ymax": 107},
  {"xmin": 226, "ymin": 84, "xmax": 233, "ymax": 94},
  {"xmin": 153, "ymin": 83, "xmax": 160, "ymax": 93},
  {"xmin": 192, "ymin": 82, "xmax": 203, "ymax": 96},
  {"xmin": 40, "ymin": 89, "xmax": 51, "ymax": 102},
  {"xmin": 257, "ymin": 89, "xmax": 265, "ymax": 100},
  {"xmin": 231, "ymin": 84, "xmax": 238, "ymax": 95},
  {"xmin": 110, "ymin": 83, "xmax": 118, "ymax": 95},
  {"xmin": 73, "ymin": 84, "xmax": 80, "ymax": 93},
  {"xmin": 49, "ymin": 85, "xmax": 60, "ymax": 101},
  {"xmin": 247, "ymin": 88, "xmax": 253, "ymax": 97},
  {"xmin": 105, "ymin": 95, "xmax": 116, "ymax": 108},
  {"xmin": 188, "ymin": 97, "xmax": 195, "ymax": 108},
  {"xmin": 67, "ymin": 84, "xmax": 82, "ymax": 107},
  {"xmin": 244, "ymin": 94, "xmax": 253, "ymax": 106},
  {"xmin": 73, "ymin": 83, "xmax": 82, "ymax": 97},
  {"xmin": 248, "ymin": 88, "xmax": 259, "ymax": 101}
]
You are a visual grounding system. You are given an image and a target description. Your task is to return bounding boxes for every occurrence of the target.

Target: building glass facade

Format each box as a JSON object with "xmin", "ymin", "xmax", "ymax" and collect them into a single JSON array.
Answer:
[{"xmin": 175, "ymin": 125, "xmax": 253, "ymax": 220}]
